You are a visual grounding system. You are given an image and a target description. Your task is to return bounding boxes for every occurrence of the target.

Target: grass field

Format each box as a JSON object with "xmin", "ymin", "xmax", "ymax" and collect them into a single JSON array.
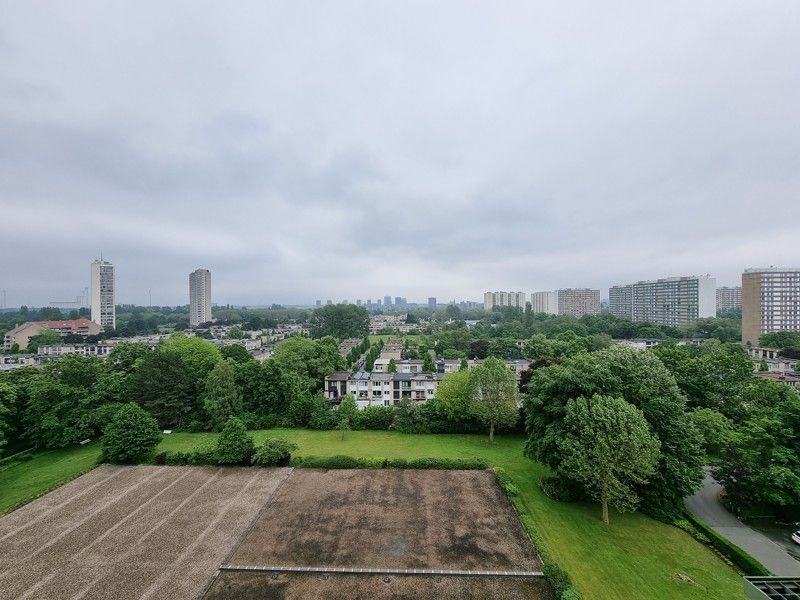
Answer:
[{"xmin": 0, "ymin": 430, "xmax": 746, "ymax": 600}]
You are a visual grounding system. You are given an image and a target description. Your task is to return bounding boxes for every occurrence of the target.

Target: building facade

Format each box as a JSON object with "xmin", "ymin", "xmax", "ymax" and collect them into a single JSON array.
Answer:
[
  {"xmin": 742, "ymin": 268, "xmax": 800, "ymax": 345},
  {"xmin": 90, "ymin": 259, "xmax": 115, "ymax": 330},
  {"xmin": 428, "ymin": 297, "xmax": 437, "ymax": 309},
  {"xmin": 716, "ymin": 286, "xmax": 742, "ymax": 313},
  {"xmin": 189, "ymin": 268, "xmax": 212, "ymax": 327},
  {"xmin": 608, "ymin": 276, "xmax": 716, "ymax": 326},
  {"xmin": 556, "ymin": 288, "xmax": 601, "ymax": 318},
  {"xmin": 530, "ymin": 291, "xmax": 557, "ymax": 315},
  {"xmin": 3, "ymin": 319, "xmax": 102, "ymax": 351},
  {"xmin": 483, "ymin": 291, "xmax": 527, "ymax": 311}
]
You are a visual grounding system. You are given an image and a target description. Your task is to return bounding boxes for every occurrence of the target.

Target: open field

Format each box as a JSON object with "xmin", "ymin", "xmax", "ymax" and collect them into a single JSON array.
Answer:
[
  {"xmin": 0, "ymin": 465, "xmax": 291, "ymax": 600},
  {"xmin": 0, "ymin": 430, "xmax": 747, "ymax": 599},
  {"xmin": 231, "ymin": 468, "xmax": 540, "ymax": 571}
]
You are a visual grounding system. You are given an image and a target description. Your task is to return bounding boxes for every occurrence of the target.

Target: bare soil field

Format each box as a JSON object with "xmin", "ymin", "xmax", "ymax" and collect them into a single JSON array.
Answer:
[
  {"xmin": 204, "ymin": 570, "xmax": 552, "ymax": 599},
  {"xmin": 0, "ymin": 465, "xmax": 291, "ymax": 600},
  {"xmin": 229, "ymin": 468, "xmax": 542, "ymax": 572}
]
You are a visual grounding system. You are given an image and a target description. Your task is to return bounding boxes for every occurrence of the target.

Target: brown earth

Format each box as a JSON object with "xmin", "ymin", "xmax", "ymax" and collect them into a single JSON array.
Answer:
[
  {"xmin": 0, "ymin": 464, "xmax": 291, "ymax": 600},
  {"xmin": 229, "ymin": 468, "xmax": 542, "ymax": 572},
  {"xmin": 204, "ymin": 570, "xmax": 553, "ymax": 599}
]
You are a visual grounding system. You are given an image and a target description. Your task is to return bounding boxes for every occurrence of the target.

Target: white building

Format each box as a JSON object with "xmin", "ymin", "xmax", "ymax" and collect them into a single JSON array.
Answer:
[
  {"xmin": 609, "ymin": 276, "xmax": 716, "ymax": 326},
  {"xmin": 484, "ymin": 291, "xmax": 527, "ymax": 311},
  {"xmin": 90, "ymin": 259, "xmax": 115, "ymax": 330},
  {"xmin": 189, "ymin": 268, "xmax": 212, "ymax": 327},
  {"xmin": 557, "ymin": 288, "xmax": 601, "ymax": 318},
  {"xmin": 530, "ymin": 291, "xmax": 557, "ymax": 315},
  {"xmin": 742, "ymin": 267, "xmax": 800, "ymax": 345}
]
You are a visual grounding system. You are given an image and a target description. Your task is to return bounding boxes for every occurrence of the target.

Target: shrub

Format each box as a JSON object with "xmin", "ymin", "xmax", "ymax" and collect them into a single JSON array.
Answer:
[
  {"xmin": 292, "ymin": 455, "xmax": 366, "ymax": 469},
  {"xmin": 101, "ymin": 403, "xmax": 162, "ymax": 464},
  {"xmin": 252, "ymin": 437, "xmax": 298, "ymax": 467},
  {"xmin": 391, "ymin": 400, "xmax": 431, "ymax": 433},
  {"xmin": 538, "ymin": 476, "xmax": 584, "ymax": 502},
  {"xmin": 494, "ymin": 468, "xmax": 520, "ymax": 496},
  {"xmin": 164, "ymin": 447, "xmax": 218, "ymax": 465},
  {"xmin": 215, "ymin": 417, "xmax": 254, "ymax": 465},
  {"xmin": 673, "ymin": 518, "xmax": 710, "ymax": 544},
  {"xmin": 353, "ymin": 405, "xmax": 395, "ymax": 430}
]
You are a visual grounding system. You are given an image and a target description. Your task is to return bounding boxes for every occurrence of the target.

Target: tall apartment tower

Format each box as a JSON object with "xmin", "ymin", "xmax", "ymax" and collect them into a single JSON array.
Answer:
[
  {"xmin": 90, "ymin": 258, "xmax": 115, "ymax": 330},
  {"xmin": 428, "ymin": 297, "xmax": 437, "ymax": 309},
  {"xmin": 483, "ymin": 291, "xmax": 527, "ymax": 311},
  {"xmin": 557, "ymin": 288, "xmax": 601, "ymax": 318},
  {"xmin": 189, "ymin": 268, "xmax": 212, "ymax": 327},
  {"xmin": 742, "ymin": 268, "xmax": 800, "ymax": 346},
  {"xmin": 716, "ymin": 286, "xmax": 742, "ymax": 313},
  {"xmin": 530, "ymin": 291, "xmax": 557, "ymax": 315},
  {"xmin": 609, "ymin": 276, "xmax": 716, "ymax": 326}
]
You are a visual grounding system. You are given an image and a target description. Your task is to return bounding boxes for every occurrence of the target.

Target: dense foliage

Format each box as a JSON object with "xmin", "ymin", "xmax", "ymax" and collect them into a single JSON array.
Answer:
[
  {"xmin": 308, "ymin": 304, "xmax": 369, "ymax": 339},
  {"xmin": 101, "ymin": 403, "xmax": 162, "ymax": 463}
]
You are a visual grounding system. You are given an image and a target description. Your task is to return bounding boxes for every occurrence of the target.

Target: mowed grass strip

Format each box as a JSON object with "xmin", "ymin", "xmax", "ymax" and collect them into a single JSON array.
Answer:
[
  {"xmin": 0, "ymin": 443, "xmax": 101, "ymax": 514},
  {"xmin": 0, "ymin": 430, "xmax": 745, "ymax": 599}
]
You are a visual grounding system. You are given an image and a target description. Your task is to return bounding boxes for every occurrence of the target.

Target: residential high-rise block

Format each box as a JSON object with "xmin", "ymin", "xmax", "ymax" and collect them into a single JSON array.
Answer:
[
  {"xmin": 716, "ymin": 286, "xmax": 742, "ymax": 313},
  {"xmin": 90, "ymin": 258, "xmax": 115, "ymax": 330},
  {"xmin": 530, "ymin": 291, "xmax": 557, "ymax": 315},
  {"xmin": 609, "ymin": 276, "xmax": 715, "ymax": 326},
  {"xmin": 742, "ymin": 268, "xmax": 800, "ymax": 346},
  {"xmin": 557, "ymin": 288, "xmax": 600, "ymax": 318},
  {"xmin": 189, "ymin": 268, "xmax": 212, "ymax": 327},
  {"xmin": 483, "ymin": 291, "xmax": 526, "ymax": 311},
  {"xmin": 428, "ymin": 297, "xmax": 437, "ymax": 309},
  {"xmin": 384, "ymin": 295, "xmax": 392, "ymax": 307}
]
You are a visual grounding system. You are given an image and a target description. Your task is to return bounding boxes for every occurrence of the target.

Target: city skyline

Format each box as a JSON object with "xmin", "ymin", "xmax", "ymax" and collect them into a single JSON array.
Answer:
[{"xmin": 2, "ymin": 3, "xmax": 798, "ymax": 306}]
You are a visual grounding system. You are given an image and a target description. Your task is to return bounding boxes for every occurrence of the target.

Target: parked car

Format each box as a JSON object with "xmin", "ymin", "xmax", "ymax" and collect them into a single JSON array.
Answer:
[{"xmin": 792, "ymin": 530, "xmax": 800, "ymax": 546}]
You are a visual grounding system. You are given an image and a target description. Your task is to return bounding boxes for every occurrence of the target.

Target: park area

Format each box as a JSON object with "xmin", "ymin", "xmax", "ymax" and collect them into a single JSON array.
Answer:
[{"xmin": 0, "ymin": 430, "xmax": 748, "ymax": 599}]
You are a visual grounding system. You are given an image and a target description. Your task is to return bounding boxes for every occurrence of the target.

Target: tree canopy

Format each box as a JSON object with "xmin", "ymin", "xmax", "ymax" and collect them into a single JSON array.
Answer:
[{"xmin": 308, "ymin": 304, "xmax": 369, "ymax": 339}]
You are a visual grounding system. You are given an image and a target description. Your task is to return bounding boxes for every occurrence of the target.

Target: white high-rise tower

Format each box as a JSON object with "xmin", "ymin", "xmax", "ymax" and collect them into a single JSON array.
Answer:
[
  {"xmin": 189, "ymin": 268, "xmax": 212, "ymax": 326},
  {"xmin": 90, "ymin": 258, "xmax": 116, "ymax": 330}
]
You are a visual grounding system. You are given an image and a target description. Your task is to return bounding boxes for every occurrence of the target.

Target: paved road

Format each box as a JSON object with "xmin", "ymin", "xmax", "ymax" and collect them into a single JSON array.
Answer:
[{"xmin": 685, "ymin": 470, "xmax": 800, "ymax": 576}]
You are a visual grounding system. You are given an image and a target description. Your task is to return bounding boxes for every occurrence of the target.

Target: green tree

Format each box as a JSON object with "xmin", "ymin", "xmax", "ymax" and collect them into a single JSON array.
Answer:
[
  {"xmin": 387, "ymin": 358, "xmax": 397, "ymax": 373},
  {"xmin": 422, "ymin": 352, "xmax": 436, "ymax": 373},
  {"xmin": 126, "ymin": 350, "xmax": 194, "ymax": 428},
  {"xmin": 525, "ymin": 345, "xmax": 703, "ymax": 520},
  {"xmin": 225, "ymin": 325, "xmax": 244, "ymax": 339},
  {"xmin": 558, "ymin": 395, "xmax": 661, "ymax": 525},
  {"xmin": 161, "ymin": 334, "xmax": 222, "ymax": 390},
  {"xmin": 215, "ymin": 416, "xmax": 255, "ymax": 465},
  {"xmin": 108, "ymin": 342, "xmax": 151, "ymax": 373},
  {"xmin": 434, "ymin": 369, "xmax": 476, "ymax": 424},
  {"xmin": 0, "ymin": 382, "xmax": 15, "ymax": 456},
  {"xmin": 691, "ymin": 408, "xmax": 734, "ymax": 457},
  {"xmin": 25, "ymin": 329, "xmax": 63, "ymax": 352},
  {"xmin": 308, "ymin": 304, "xmax": 369, "ymax": 339},
  {"xmin": 758, "ymin": 359, "xmax": 769, "ymax": 372},
  {"xmin": 220, "ymin": 344, "xmax": 252, "ymax": 363},
  {"xmin": 472, "ymin": 357, "xmax": 518, "ymax": 441},
  {"xmin": 252, "ymin": 437, "xmax": 297, "ymax": 466},
  {"xmin": 271, "ymin": 336, "xmax": 345, "ymax": 393},
  {"xmin": 459, "ymin": 358, "xmax": 469, "ymax": 371},
  {"xmin": 202, "ymin": 359, "xmax": 242, "ymax": 431},
  {"xmin": 101, "ymin": 403, "xmax": 162, "ymax": 464}
]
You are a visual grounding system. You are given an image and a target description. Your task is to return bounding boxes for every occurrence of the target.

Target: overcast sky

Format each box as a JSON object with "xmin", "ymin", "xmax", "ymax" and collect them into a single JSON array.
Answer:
[{"xmin": 1, "ymin": 1, "xmax": 799, "ymax": 307}]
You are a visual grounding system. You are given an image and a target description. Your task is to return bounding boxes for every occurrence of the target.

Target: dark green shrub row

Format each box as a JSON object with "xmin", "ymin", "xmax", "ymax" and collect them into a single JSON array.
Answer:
[
  {"xmin": 164, "ymin": 447, "xmax": 219, "ymax": 466},
  {"xmin": 538, "ymin": 475, "xmax": 584, "ymax": 503},
  {"xmin": 493, "ymin": 467, "xmax": 520, "ymax": 496},
  {"xmin": 291, "ymin": 455, "xmax": 489, "ymax": 470},
  {"xmin": 683, "ymin": 512, "xmax": 770, "ymax": 576}
]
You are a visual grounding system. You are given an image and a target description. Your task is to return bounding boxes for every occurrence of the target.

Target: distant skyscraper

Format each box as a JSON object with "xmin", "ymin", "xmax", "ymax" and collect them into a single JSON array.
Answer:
[
  {"xmin": 530, "ymin": 291, "xmax": 557, "ymax": 315},
  {"xmin": 90, "ymin": 258, "xmax": 115, "ymax": 330},
  {"xmin": 428, "ymin": 297, "xmax": 437, "ymax": 309},
  {"xmin": 483, "ymin": 291, "xmax": 526, "ymax": 311},
  {"xmin": 384, "ymin": 295, "xmax": 392, "ymax": 307},
  {"xmin": 189, "ymin": 268, "xmax": 212, "ymax": 326},
  {"xmin": 716, "ymin": 286, "xmax": 742, "ymax": 313},
  {"xmin": 742, "ymin": 268, "xmax": 800, "ymax": 345},
  {"xmin": 556, "ymin": 288, "xmax": 601, "ymax": 318},
  {"xmin": 608, "ymin": 276, "xmax": 715, "ymax": 326},
  {"xmin": 315, "ymin": 300, "xmax": 322, "ymax": 308}
]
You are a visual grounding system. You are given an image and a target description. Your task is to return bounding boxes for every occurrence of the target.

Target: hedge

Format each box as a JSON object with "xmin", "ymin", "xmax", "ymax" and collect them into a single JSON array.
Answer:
[
  {"xmin": 290, "ymin": 455, "xmax": 489, "ymax": 470},
  {"xmin": 683, "ymin": 511, "xmax": 771, "ymax": 576},
  {"xmin": 164, "ymin": 447, "xmax": 219, "ymax": 466}
]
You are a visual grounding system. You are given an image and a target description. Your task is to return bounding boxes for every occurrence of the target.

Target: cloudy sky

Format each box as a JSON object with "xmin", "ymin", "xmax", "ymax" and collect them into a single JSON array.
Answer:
[{"xmin": 1, "ymin": 1, "xmax": 798, "ymax": 307}]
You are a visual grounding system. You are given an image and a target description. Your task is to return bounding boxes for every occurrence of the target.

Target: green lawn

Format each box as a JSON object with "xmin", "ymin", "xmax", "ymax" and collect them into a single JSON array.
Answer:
[
  {"xmin": 0, "ymin": 430, "xmax": 745, "ymax": 600},
  {"xmin": 0, "ymin": 443, "xmax": 101, "ymax": 513}
]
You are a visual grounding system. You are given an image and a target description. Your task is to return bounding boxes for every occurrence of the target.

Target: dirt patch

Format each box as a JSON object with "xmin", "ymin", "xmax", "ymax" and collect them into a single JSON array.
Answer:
[
  {"xmin": 229, "ymin": 468, "xmax": 541, "ymax": 571},
  {"xmin": 0, "ymin": 464, "xmax": 291, "ymax": 600},
  {"xmin": 205, "ymin": 570, "xmax": 552, "ymax": 599}
]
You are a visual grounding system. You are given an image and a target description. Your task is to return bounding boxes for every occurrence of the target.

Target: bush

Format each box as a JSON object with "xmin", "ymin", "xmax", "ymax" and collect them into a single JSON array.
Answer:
[
  {"xmin": 252, "ymin": 437, "xmax": 297, "ymax": 467},
  {"xmin": 353, "ymin": 405, "xmax": 395, "ymax": 430},
  {"xmin": 538, "ymin": 476, "xmax": 584, "ymax": 502},
  {"xmin": 290, "ymin": 455, "xmax": 488, "ymax": 470},
  {"xmin": 391, "ymin": 400, "xmax": 431, "ymax": 433},
  {"xmin": 683, "ymin": 512, "xmax": 770, "ymax": 575},
  {"xmin": 101, "ymin": 403, "xmax": 162, "ymax": 464},
  {"xmin": 673, "ymin": 518, "xmax": 710, "ymax": 544},
  {"xmin": 215, "ymin": 417, "xmax": 254, "ymax": 465},
  {"xmin": 309, "ymin": 396, "xmax": 337, "ymax": 430},
  {"xmin": 292, "ymin": 455, "xmax": 368, "ymax": 469},
  {"xmin": 494, "ymin": 468, "xmax": 520, "ymax": 496},
  {"xmin": 164, "ymin": 447, "xmax": 218, "ymax": 465}
]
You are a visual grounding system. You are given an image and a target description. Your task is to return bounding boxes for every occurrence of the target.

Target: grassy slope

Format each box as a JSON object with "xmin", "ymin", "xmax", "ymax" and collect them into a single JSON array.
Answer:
[
  {"xmin": 0, "ymin": 443, "xmax": 101, "ymax": 513},
  {"xmin": 0, "ymin": 430, "xmax": 744, "ymax": 600}
]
